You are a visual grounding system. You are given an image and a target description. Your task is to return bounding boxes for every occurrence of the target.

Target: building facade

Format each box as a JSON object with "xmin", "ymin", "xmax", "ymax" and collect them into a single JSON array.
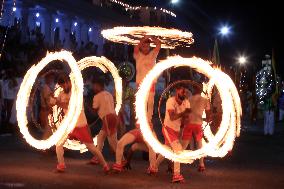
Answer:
[{"xmin": 0, "ymin": 0, "xmax": 141, "ymax": 55}]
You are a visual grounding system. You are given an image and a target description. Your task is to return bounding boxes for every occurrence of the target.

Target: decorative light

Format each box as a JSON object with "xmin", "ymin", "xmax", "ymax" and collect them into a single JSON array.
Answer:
[
  {"xmin": 0, "ymin": 0, "xmax": 17, "ymax": 57},
  {"xmin": 12, "ymin": 7, "xmax": 16, "ymax": 12},
  {"xmin": 36, "ymin": 12, "xmax": 40, "ymax": 17},
  {"xmin": 109, "ymin": 0, "xmax": 176, "ymax": 17},
  {"xmin": 89, "ymin": 27, "xmax": 92, "ymax": 32},
  {"xmin": 256, "ymin": 63, "xmax": 275, "ymax": 104},
  {"xmin": 101, "ymin": 26, "xmax": 194, "ymax": 49},
  {"xmin": 74, "ymin": 22, "xmax": 78, "ymax": 27},
  {"xmin": 136, "ymin": 56, "xmax": 241, "ymax": 163},
  {"xmin": 55, "ymin": 18, "xmax": 59, "ymax": 23}
]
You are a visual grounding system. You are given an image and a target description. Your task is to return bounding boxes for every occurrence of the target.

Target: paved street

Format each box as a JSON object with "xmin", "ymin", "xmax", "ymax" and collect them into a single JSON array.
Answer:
[{"xmin": 0, "ymin": 124, "xmax": 284, "ymax": 189}]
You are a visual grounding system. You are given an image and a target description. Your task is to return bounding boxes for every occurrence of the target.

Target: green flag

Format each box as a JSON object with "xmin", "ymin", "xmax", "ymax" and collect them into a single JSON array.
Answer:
[{"xmin": 212, "ymin": 39, "xmax": 220, "ymax": 65}]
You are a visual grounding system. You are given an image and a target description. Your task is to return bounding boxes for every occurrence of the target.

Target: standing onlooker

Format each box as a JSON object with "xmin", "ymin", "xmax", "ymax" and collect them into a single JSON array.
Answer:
[
  {"xmin": 0, "ymin": 71, "xmax": 4, "ymax": 128},
  {"xmin": 278, "ymin": 85, "xmax": 284, "ymax": 121},
  {"xmin": 3, "ymin": 72, "xmax": 18, "ymax": 126},
  {"xmin": 263, "ymin": 96, "xmax": 276, "ymax": 136},
  {"xmin": 9, "ymin": 76, "xmax": 23, "ymax": 127}
]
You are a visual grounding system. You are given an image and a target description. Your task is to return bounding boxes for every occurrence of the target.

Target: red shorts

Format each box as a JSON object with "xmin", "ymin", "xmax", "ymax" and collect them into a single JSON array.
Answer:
[
  {"xmin": 182, "ymin": 124, "xmax": 203, "ymax": 141},
  {"xmin": 102, "ymin": 114, "xmax": 118, "ymax": 136},
  {"xmin": 162, "ymin": 126, "xmax": 180, "ymax": 145},
  {"xmin": 129, "ymin": 128, "xmax": 144, "ymax": 143},
  {"xmin": 69, "ymin": 125, "xmax": 93, "ymax": 143}
]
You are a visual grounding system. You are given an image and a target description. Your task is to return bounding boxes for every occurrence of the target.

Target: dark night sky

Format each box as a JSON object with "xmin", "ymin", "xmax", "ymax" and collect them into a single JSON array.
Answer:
[{"xmin": 125, "ymin": 0, "xmax": 283, "ymax": 76}]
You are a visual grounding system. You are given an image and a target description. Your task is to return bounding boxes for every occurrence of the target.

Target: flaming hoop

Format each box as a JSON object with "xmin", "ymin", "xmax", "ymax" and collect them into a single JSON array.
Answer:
[
  {"xmin": 65, "ymin": 56, "xmax": 122, "ymax": 152},
  {"xmin": 101, "ymin": 26, "xmax": 194, "ymax": 49},
  {"xmin": 16, "ymin": 51, "xmax": 84, "ymax": 150},
  {"xmin": 77, "ymin": 56, "xmax": 122, "ymax": 114},
  {"xmin": 17, "ymin": 53, "xmax": 122, "ymax": 152},
  {"xmin": 50, "ymin": 56, "xmax": 122, "ymax": 153},
  {"xmin": 136, "ymin": 56, "xmax": 242, "ymax": 163}
]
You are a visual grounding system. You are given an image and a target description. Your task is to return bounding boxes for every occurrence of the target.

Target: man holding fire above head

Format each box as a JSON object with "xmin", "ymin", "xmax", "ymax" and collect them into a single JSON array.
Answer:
[
  {"xmin": 112, "ymin": 35, "xmax": 161, "ymax": 174},
  {"xmin": 134, "ymin": 35, "xmax": 161, "ymax": 124}
]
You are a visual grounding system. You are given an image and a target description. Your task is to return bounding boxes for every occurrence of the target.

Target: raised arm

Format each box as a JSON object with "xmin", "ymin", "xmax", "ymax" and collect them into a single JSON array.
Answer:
[{"xmin": 151, "ymin": 36, "xmax": 161, "ymax": 55}]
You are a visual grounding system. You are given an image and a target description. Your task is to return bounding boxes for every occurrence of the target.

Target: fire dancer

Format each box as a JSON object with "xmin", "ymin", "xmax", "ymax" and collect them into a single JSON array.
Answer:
[
  {"xmin": 54, "ymin": 77, "xmax": 109, "ymax": 173},
  {"xmin": 181, "ymin": 84, "xmax": 211, "ymax": 172},
  {"xmin": 134, "ymin": 35, "xmax": 161, "ymax": 124},
  {"xmin": 156, "ymin": 84, "xmax": 191, "ymax": 183},
  {"xmin": 90, "ymin": 78, "xmax": 119, "ymax": 164},
  {"xmin": 111, "ymin": 35, "xmax": 161, "ymax": 174},
  {"xmin": 112, "ymin": 125, "xmax": 157, "ymax": 174}
]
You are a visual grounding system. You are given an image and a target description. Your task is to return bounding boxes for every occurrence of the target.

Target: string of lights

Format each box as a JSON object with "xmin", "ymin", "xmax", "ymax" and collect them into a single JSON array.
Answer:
[
  {"xmin": 0, "ymin": 0, "xmax": 5, "ymax": 18},
  {"xmin": 0, "ymin": 0, "xmax": 16, "ymax": 59},
  {"xmin": 110, "ymin": 0, "xmax": 177, "ymax": 17}
]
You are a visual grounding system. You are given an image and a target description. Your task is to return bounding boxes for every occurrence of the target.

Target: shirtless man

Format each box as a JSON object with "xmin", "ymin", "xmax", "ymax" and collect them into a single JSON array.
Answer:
[
  {"xmin": 112, "ymin": 36, "xmax": 161, "ymax": 174},
  {"xmin": 181, "ymin": 84, "xmax": 211, "ymax": 171},
  {"xmin": 54, "ymin": 77, "xmax": 109, "ymax": 173},
  {"xmin": 134, "ymin": 35, "xmax": 161, "ymax": 123},
  {"xmin": 90, "ymin": 79, "xmax": 119, "ymax": 163}
]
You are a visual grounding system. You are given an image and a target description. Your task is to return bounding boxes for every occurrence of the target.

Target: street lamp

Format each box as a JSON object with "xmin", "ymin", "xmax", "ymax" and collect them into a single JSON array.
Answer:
[
  {"xmin": 171, "ymin": 0, "xmax": 179, "ymax": 4},
  {"xmin": 238, "ymin": 56, "xmax": 247, "ymax": 65},
  {"xmin": 219, "ymin": 26, "xmax": 230, "ymax": 36}
]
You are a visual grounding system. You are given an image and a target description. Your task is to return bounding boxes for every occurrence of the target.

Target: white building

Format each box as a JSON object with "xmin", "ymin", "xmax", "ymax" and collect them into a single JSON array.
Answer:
[{"xmin": 0, "ymin": 0, "xmax": 138, "ymax": 55}]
